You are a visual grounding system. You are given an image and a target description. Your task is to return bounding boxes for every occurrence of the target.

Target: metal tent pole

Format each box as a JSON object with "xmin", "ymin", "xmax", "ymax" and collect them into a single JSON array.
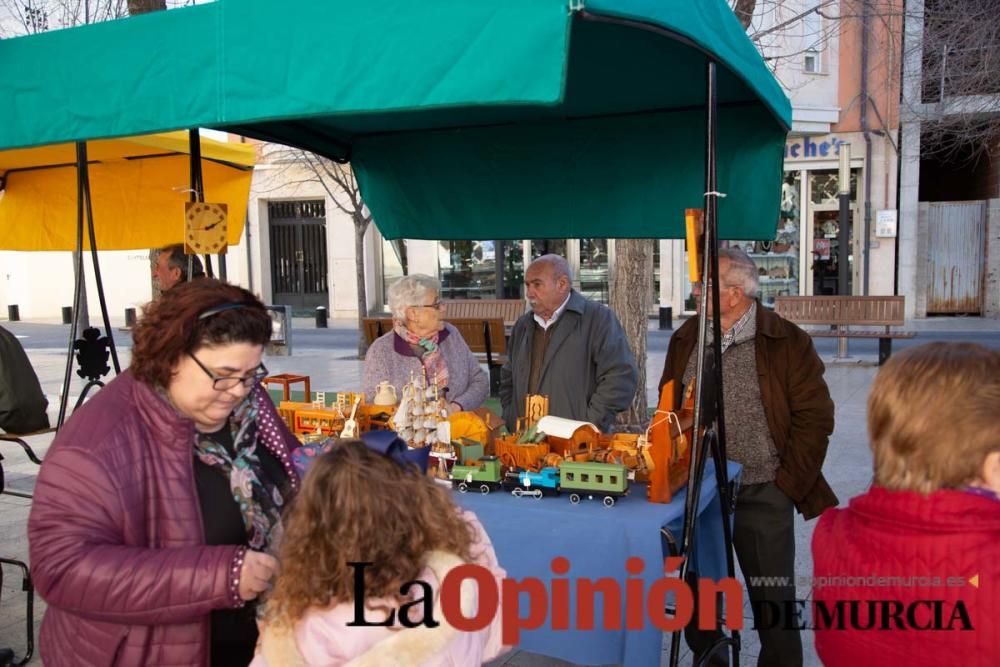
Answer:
[
  {"xmin": 79, "ymin": 141, "xmax": 121, "ymax": 375},
  {"xmin": 669, "ymin": 59, "xmax": 740, "ymax": 667},
  {"xmin": 188, "ymin": 128, "xmax": 215, "ymax": 278},
  {"xmin": 57, "ymin": 143, "xmax": 89, "ymax": 428}
]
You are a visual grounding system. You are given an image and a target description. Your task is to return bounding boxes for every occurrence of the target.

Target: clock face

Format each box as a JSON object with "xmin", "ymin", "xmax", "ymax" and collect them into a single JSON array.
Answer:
[{"xmin": 184, "ymin": 202, "xmax": 229, "ymax": 255}]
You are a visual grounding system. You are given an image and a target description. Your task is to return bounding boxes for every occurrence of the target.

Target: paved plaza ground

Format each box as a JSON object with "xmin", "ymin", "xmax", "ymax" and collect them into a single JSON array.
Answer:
[{"xmin": 2, "ymin": 315, "xmax": 998, "ymax": 665}]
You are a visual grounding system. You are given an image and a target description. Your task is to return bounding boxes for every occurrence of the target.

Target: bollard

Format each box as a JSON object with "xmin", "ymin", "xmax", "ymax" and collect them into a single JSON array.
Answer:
[
  {"xmin": 124, "ymin": 307, "xmax": 137, "ymax": 329},
  {"xmin": 315, "ymin": 306, "xmax": 328, "ymax": 329},
  {"xmin": 62, "ymin": 306, "xmax": 73, "ymax": 325},
  {"xmin": 658, "ymin": 306, "xmax": 673, "ymax": 331},
  {"xmin": 7, "ymin": 304, "xmax": 19, "ymax": 322}
]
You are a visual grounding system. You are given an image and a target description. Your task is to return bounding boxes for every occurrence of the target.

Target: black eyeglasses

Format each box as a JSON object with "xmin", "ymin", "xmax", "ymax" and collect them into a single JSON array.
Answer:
[
  {"xmin": 188, "ymin": 352, "xmax": 268, "ymax": 391},
  {"xmin": 411, "ymin": 301, "xmax": 442, "ymax": 311}
]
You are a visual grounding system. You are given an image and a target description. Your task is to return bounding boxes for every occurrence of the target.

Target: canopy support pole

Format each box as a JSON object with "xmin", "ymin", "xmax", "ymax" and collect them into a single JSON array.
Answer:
[
  {"xmin": 57, "ymin": 144, "xmax": 88, "ymax": 428},
  {"xmin": 82, "ymin": 143, "xmax": 122, "ymax": 377},
  {"xmin": 58, "ymin": 142, "xmax": 122, "ymax": 429},
  {"xmin": 188, "ymin": 128, "xmax": 215, "ymax": 279},
  {"xmin": 669, "ymin": 60, "xmax": 740, "ymax": 667}
]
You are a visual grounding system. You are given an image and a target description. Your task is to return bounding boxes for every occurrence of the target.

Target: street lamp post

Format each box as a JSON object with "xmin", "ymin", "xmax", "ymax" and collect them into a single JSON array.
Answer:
[
  {"xmin": 837, "ymin": 143, "xmax": 851, "ymax": 296},
  {"xmin": 837, "ymin": 143, "xmax": 851, "ymax": 358}
]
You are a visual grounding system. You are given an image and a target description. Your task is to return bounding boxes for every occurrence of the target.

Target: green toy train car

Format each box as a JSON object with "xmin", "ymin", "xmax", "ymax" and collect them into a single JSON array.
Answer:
[
  {"xmin": 450, "ymin": 455, "xmax": 503, "ymax": 494},
  {"xmin": 558, "ymin": 460, "xmax": 629, "ymax": 507}
]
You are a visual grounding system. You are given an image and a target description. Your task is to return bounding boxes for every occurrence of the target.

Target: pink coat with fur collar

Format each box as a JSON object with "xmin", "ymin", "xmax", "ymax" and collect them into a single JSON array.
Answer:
[{"xmin": 252, "ymin": 512, "xmax": 509, "ymax": 667}]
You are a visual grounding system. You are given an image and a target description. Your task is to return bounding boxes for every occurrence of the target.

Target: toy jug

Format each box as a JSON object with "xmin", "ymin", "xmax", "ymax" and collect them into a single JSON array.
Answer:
[{"xmin": 373, "ymin": 381, "xmax": 398, "ymax": 406}]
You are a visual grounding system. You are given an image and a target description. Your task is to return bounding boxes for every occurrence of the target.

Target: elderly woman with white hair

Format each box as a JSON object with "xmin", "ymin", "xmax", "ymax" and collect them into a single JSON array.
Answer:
[{"xmin": 363, "ymin": 274, "xmax": 489, "ymax": 412}]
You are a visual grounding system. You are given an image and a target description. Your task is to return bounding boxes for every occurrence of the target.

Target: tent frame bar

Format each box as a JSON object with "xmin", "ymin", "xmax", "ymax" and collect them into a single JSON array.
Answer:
[
  {"xmin": 57, "ymin": 142, "xmax": 122, "ymax": 428},
  {"xmin": 666, "ymin": 60, "xmax": 741, "ymax": 667}
]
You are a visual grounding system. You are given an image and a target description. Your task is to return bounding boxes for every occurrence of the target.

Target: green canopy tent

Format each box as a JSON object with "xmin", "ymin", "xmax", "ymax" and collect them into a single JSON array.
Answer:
[
  {"xmin": 0, "ymin": 0, "xmax": 789, "ymax": 241},
  {"xmin": 0, "ymin": 3, "xmax": 791, "ymax": 665}
]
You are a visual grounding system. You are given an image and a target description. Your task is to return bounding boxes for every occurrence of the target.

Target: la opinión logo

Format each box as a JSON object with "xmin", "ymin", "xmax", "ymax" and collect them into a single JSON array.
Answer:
[{"xmin": 346, "ymin": 556, "xmax": 743, "ymax": 644}]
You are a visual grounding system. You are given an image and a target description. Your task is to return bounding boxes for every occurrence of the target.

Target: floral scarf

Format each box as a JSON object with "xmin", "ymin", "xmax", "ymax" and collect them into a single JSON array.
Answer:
[
  {"xmin": 394, "ymin": 321, "xmax": 449, "ymax": 389},
  {"xmin": 193, "ymin": 390, "xmax": 286, "ymax": 553}
]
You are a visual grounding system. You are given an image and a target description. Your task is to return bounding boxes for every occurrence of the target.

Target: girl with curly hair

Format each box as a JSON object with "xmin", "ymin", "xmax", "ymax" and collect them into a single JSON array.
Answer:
[{"xmin": 253, "ymin": 440, "xmax": 508, "ymax": 666}]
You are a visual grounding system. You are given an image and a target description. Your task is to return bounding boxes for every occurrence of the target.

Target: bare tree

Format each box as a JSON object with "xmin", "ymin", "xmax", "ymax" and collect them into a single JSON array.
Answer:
[
  {"xmin": 259, "ymin": 146, "xmax": 373, "ymax": 358},
  {"xmin": 610, "ymin": 239, "xmax": 654, "ymax": 429},
  {"xmin": 126, "ymin": 0, "xmax": 162, "ymax": 14},
  {"xmin": 735, "ymin": 0, "xmax": 998, "ymax": 159},
  {"xmin": 905, "ymin": 0, "xmax": 1000, "ymax": 159},
  {"xmin": 0, "ymin": 0, "xmax": 193, "ymax": 36},
  {"xmin": 733, "ymin": 0, "xmax": 757, "ymax": 29}
]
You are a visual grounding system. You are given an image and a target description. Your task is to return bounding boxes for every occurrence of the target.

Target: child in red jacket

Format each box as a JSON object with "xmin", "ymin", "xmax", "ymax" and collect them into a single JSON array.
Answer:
[{"xmin": 812, "ymin": 343, "xmax": 1000, "ymax": 666}]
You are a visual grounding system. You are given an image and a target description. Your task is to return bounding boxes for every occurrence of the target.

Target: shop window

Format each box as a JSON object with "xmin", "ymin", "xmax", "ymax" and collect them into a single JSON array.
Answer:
[
  {"xmin": 579, "ymin": 238, "xmax": 609, "ymax": 304},
  {"xmin": 438, "ymin": 240, "xmax": 497, "ymax": 299},
  {"xmin": 530, "ymin": 239, "xmax": 567, "ymax": 259},
  {"xmin": 501, "ymin": 240, "xmax": 525, "ymax": 299},
  {"xmin": 720, "ymin": 171, "xmax": 803, "ymax": 308}
]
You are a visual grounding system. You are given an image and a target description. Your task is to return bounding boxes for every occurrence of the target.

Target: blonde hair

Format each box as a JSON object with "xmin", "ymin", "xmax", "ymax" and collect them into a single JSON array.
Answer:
[
  {"xmin": 264, "ymin": 440, "xmax": 475, "ymax": 627},
  {"xmin": 868, "ymin": 342, "xmax": 1000, "ymax": 493}
]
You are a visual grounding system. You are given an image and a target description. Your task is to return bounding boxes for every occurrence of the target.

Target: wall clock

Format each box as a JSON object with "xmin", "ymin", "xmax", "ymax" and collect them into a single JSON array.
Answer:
[{"xmin": 184, "ymin": 202, "xmax": 228, "ymax": 255}]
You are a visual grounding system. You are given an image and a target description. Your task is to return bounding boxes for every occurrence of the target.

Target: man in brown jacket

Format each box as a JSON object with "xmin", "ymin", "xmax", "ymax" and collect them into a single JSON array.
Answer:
[{"xmin": 658, "ymin": 247, "xmax": 835, "ymax": 667}]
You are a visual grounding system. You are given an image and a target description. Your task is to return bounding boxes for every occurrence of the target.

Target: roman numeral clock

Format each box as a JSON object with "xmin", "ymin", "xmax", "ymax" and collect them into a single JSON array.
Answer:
[{"xmin": 184, "ymin": 202, "xmax": 229, "ymax": 255}]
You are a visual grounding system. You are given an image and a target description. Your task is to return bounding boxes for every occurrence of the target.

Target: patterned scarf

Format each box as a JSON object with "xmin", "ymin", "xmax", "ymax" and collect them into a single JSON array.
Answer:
[
  {"xmin": 394, "ymin": 322, "xmax": 449, "ymax": 389},
  {"xmin": 193, "ymin": 390, "xmax": 286, "ymax": 553}
]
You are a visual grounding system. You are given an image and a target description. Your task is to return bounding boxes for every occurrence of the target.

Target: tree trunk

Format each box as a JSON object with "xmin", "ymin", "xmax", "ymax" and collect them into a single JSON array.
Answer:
[
  {"xmin": 127, "ymin": 0, "xmax": 166, "ymax": 15},
  {"xmin": 732, "ymin": 0, "xmax": 756, "ymax": 29},
  {"xmin": 609, "ymin": 238, "xmax": 653, "ymax": 431},
  {"xmin": 130, "ymin": 0, "xmax": 167, "ymax": 303},
  {"xmin": 354, "ymin": 216, "xmax": 370, "ymax": 359}
]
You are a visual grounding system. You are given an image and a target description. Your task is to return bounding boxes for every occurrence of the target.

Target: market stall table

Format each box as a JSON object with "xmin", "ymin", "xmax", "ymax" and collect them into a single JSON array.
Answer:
[{"xmin": 455, "ymin": 461, "xmax": 741, "ymax": 667}]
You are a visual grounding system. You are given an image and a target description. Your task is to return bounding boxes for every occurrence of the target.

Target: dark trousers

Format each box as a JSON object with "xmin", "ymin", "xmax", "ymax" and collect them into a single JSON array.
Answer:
[{"xmin": 686, "ymin": 481, "xmax": 802, "ymax": 667}]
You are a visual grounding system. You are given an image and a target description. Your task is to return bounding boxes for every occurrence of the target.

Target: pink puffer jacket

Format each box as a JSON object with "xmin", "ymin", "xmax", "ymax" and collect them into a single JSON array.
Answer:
[{"xmin": 28, "ymin": 371, "xmax": 299, "ymax": 666}]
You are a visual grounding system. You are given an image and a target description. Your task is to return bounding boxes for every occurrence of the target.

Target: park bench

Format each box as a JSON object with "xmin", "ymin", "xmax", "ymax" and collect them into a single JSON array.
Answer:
[
  {"xmin": 362, "ymin": 316, "xmax": 507, "ymax": 394},
  {"xmin": 441, "ymin": 299, "xmax": 526, "ymax": 330},
  {"xmin": 774, "ymin": 295, "xmax": 917, "ymax": 365}
]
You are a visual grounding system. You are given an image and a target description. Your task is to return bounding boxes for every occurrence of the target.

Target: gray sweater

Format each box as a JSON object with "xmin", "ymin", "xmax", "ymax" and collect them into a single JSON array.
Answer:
[{"xmin": 362, "ymin": 322, "xmax": 490, "ymax": 410}]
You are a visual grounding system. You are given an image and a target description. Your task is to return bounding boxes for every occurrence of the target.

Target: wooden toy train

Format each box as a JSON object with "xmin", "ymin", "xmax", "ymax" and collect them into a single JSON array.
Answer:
[{"xmin": 450, "ymin": 456, "xmax": 629, "ymax": 507}]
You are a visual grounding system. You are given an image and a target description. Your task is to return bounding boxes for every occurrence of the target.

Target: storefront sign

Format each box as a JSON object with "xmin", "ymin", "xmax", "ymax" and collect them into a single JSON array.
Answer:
[
  {"xmin": 876, "ymin": 210, "xmax": 898, "ymax": 238},
  {"xmin": 784, "ymin": 136, "xmax": 849, "ymax": 160}
]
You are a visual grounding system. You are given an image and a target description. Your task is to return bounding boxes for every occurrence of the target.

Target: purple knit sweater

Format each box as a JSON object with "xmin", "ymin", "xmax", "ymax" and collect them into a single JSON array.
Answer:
[{"xmin": 362, "ymin": 323, "xmax": 489, "ymax": 410}]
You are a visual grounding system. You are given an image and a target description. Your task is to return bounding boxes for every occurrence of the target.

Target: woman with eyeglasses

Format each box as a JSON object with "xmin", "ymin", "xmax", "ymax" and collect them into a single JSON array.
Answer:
[
  {"xmin": 28, "ymin": 279, "xmax": 300, "ymax": 667},
  {"xmin": 363, "ymin": 274, "xmax": 489, "ymax": 414}
]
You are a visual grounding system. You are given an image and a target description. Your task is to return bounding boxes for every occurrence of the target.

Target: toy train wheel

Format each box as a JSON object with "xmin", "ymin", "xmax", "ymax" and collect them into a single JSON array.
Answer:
[
  {"xmin": 458, "ymin": 482, "xmax": 468, "ymax": 493},
  {"xmin": 569, "ymin": 493, "xmax": 581, "ymax": 504},
  {"xmin": 512, "ymin": 488, "xmax": 523, "ymax": 497},
  {"xmin": 603, "ymin": 496, "xmax": 615, "ymax": 508},
  {"xmin": 531, "ymin": 489, "xmax": 542, "ymax": 500},
  {"xmin": 480, "ymin": 484, "xmax": 491, "ymax": 494}
]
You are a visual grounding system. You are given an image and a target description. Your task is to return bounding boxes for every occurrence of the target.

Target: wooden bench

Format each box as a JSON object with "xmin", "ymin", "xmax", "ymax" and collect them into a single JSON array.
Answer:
[
  {"xmin": 362, "ymin": 317, "xmax": 507, "ymax": 394},
  {"xmin": 774, "ymin": 296, "xmax": 917, "ymax": 365},
  {"xmin": 442, "ymin": 299, "xmax": 526, "ymax": 330}
]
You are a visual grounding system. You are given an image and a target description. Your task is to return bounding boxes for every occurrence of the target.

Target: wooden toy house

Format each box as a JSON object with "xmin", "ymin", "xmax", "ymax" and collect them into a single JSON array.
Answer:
[{"xmin": 536, "ymin": 416, "xmax": 600, "ymax": 461}]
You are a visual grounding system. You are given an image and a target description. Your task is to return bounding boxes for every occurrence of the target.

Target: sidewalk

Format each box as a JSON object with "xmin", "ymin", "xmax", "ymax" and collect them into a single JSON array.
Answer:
[{"xmin": 1, "ymin": 315, "xmax": 997, "ymax": 665}]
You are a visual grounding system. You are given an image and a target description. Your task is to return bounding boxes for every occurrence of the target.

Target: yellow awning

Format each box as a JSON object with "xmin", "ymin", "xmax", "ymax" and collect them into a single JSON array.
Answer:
[{"xmin": 0, "ymin": 132, "xmax": 255, "ymax": 251}]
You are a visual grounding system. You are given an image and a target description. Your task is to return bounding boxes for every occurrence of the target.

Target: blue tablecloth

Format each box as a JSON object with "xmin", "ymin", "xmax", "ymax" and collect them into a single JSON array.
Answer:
[{"xmin": 454, "ymin": 460, "xmax": 741, "ymax": 667}]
